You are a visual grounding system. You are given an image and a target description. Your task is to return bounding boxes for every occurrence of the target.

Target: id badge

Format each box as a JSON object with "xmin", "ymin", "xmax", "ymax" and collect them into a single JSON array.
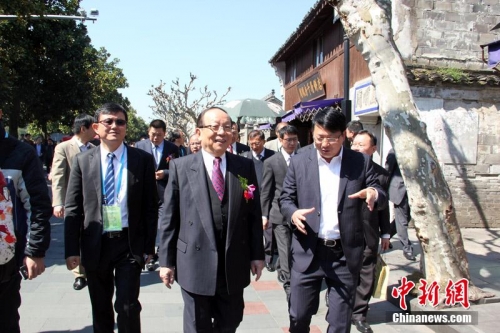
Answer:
[{"xmin": 103, "ymin": 205, "xmax": 122, "ymax": 232}]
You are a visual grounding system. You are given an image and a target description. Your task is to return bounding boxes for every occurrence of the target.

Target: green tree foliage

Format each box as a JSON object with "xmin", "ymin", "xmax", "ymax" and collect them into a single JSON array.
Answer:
[
  {"xmin": 125, "ymin": 107, "xmax": 148, "ymax": 143},
  {"xmin": 0, "ymin": 0, "xmax": 130, "ymax": 138}
]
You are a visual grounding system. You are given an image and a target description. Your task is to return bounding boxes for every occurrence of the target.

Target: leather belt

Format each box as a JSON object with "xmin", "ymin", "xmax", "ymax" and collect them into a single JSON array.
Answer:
[
  {"xmin": 103, "ymin": 228, "xmax": 128, "ymax": 239},
  {"xmin": 317, "ymin": 238, "xmax": 342, "ymax": 249}
]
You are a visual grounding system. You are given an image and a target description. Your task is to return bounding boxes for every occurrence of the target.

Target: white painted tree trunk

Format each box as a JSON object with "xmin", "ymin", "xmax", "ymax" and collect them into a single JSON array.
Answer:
[{"xmin": 330, "ymin": 0, "xmax": 493, "ymax": 302}]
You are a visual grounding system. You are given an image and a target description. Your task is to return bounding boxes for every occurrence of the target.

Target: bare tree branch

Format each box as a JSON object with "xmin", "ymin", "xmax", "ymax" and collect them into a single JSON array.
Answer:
[{"xmin": 148, "ymin": 74, "xmax": 231, "ymax": 136}]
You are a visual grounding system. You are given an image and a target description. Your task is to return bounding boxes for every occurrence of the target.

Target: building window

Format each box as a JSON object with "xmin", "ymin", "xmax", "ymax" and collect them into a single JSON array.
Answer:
[{"xmin": 313, "ymin": 36, "xmax": 324, "ymax": 67}]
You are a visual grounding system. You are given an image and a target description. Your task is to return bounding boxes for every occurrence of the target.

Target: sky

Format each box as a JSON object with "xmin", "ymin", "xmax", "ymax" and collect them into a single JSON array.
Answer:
[{"xmin": 80, "ymin": 0, "xmax": 316, "ymax": 121}]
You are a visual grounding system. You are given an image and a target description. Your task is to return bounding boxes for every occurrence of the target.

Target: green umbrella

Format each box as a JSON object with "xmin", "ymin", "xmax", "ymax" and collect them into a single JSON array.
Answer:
[{"xmin": 219, "ymin": 98, "xmax": 284, "ymax": 124}]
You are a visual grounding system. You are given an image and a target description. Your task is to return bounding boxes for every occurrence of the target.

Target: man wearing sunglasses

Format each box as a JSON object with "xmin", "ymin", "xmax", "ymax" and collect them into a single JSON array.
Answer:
[{"xmin": 64, "ymin": 103, "xmax": 158, "ymax": 333}]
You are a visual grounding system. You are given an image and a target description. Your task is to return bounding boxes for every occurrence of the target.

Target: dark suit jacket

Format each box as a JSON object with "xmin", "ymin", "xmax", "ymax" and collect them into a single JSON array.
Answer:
[
  {"xmin": 261, "ymin": 152, "xmax": 288, "ymax": 225},
  {"xmin": 279, "ymin": 147, "xmax": 387, "ymax": 275},
  {"xmin": 385, "ymin": 149, "xmax": 406, "ymax": 205},
  {"xmin": 362, "ymin": 162, "xmax": 390, "ymax": 251},
  {"xmin": 235, "ymin": 142, "xmax": 250, "ymax": 155},
  {"xmin": 64, "ymin": 145, "xmax": 158, "ymax": 271},
  {"xmin": 240, "ymin": 148, "xmax": 275, "ymax": 188},
  {"xmin": 135, "ymin": 139, "xmax": 179, "ymax": 201},
  {"xmin": 159, "ymin": 151, "xmax": 265, "ymax": 296}
]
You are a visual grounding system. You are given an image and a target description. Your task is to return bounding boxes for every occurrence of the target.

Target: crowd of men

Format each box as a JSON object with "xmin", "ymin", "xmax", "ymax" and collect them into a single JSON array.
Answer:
[{"xmin": 0, "ymin": 104, "xmax": 414, "ymax": 333}]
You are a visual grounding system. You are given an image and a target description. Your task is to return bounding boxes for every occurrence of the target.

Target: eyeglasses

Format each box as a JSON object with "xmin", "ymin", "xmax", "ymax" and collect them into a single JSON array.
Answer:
[
  {"xmin": 98, "ymin": 119, "xmax": 127, "ymax": 127},
  {"xmin": 282, "ymin": 137, "xmax": 298, "ymax": 143},
  {"xmin": 189, "ymin": 141, "xmax": 201, "ymax": 146},
  {"xmin": 199, "ymin": 124, "xmax": 233, "ymax": 133},
  {"xmin": 249, "ymin": 141, "xmax": 263, "ymax": 146},
  {"xmin": 314, "ymin": 133, "xmax": 343, "ymax": 144}
]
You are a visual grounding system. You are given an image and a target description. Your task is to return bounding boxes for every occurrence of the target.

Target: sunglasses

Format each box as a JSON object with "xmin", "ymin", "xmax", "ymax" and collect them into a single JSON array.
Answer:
[{"xmin": 98, "ymin": 119, "xmax": 127, "ymax": 127}]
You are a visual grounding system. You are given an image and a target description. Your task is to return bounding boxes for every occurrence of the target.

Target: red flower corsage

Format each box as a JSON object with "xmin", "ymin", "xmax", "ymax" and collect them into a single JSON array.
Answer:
[{"xmin": 238, "ymin": 175, "xmax": 255, "ymax": 202}]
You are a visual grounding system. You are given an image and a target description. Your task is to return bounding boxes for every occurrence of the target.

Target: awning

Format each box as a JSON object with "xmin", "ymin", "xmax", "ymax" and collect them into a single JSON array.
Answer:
[{"xmin": 282, "ymin": 98, "xmax": 344, "ymax": 122}]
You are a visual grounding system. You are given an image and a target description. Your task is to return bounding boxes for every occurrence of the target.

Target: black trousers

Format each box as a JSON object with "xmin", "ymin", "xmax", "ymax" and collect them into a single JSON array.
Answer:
[
  {"xmin": 86, "ymin": 234, "xmax": 142, "ymax": 333},
  {"xmin": 0, "ymin": 258, "xmax": 21, "ymax": 333},
  {"xmin": 181, "ymin": 281, "xmax": 244, "ymax": 333},
  {"xmin": 289, "ymin": 245, "xmax": 358, "ymax": 333},
  {"xmin": 352, "ymin": 246, "xmax": 377, "ymax": 321},
  {"xmin": 273, "ymin": 223, "xmax": 292, "ymax": 295},
  {"xmin": 394, "ymin": 194, "xmax": 412, "ymax": 253}
]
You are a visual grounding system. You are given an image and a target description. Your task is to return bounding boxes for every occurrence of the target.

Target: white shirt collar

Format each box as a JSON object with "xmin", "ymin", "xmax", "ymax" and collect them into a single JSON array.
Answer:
[
  {"xmin": 201, "ymin": 148, "xmax": 227, "ymax": 180},
  {"xmin": 316, "ymin": 146, "xmax": 343, "ymax": 165}
]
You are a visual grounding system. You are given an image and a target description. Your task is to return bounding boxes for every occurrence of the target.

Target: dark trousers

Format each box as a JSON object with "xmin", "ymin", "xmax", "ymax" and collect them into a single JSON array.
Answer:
[
  {"xmin": 0, "ymin": 258, "xmax": 21, "ymax": 333},
  {"xmin": 181, "ymin": 283, "xmax": 244, "ymax": 333},
  {"xmin": 394, "ymin": 194, "xmax": 412, "ymax": 253},
  {"xmin": 289, "ymin": 245, "xmax": 358, "ymax": 333},
  {"xmin": 264, "ymin": 224, "xmax": 274, "ymax": 264},
  {"xmin": 352, "ymin": 246, "xmax": 377, "ymax": 321},
  {"xmin": 86, "ymin": 234, "xmax": 142, "ymax": 333},
  {"xmin": 273, "ymin": 223, "xmax": 292, "ymax": 295}
]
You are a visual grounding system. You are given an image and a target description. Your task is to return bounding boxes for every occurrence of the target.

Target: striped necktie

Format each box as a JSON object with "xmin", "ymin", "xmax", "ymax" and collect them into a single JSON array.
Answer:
[
  {"xmin": 212, "ymin": 157, "xmax": 224, "ymax": 201},
  {"xmin": 104, "ymin": 153, "xmax": 115, "ymax": 205}
]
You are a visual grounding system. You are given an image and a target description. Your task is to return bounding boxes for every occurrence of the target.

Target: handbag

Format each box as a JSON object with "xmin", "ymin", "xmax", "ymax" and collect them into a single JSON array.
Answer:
[{"xmin": 372, "ymin": 253, "xmax": 390, "ymax": 299}]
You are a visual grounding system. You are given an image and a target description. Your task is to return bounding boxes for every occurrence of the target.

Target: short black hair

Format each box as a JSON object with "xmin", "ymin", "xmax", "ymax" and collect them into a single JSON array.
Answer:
[
  {"xmin": 168, "ymin": 129, "xmax": 183, "ymax": 142},
  {"xmin": 278, "ymin": 125, "xmax": 299, "ymax": 139},
  {"xmin": 94, "ymin": 103, "xmax": 128, "ymax": 122},
  {"xmin": 347, "ymin": 120, "xmax": 364, "ymax": 133},
  {"xmin": 356, "ymin": 129, "xmax": 377, "ymax": 146},
  {"xmin": 311, "ymin": 107, "xmax": 346, "ymax": 133},
  {"xmin": 149, "ymin": 119, "xmax": 166, "ymax": 132},
  {"xmin": 248, "ymin": 130, "xmax": 265, "ymax": 141},
  {"xmin": 73, "ymin": 114, "xmax": 95, "ymax": 134},
  {"xmin": 231, "ymin": 120, "xmax": 240, "ymax": 132}
]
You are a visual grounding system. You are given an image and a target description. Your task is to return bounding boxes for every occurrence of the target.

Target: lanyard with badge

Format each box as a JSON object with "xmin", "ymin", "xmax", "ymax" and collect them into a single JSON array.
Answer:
[{"xmin": 101, "ymin": 150, "xmax": 125, "ymax": 232}]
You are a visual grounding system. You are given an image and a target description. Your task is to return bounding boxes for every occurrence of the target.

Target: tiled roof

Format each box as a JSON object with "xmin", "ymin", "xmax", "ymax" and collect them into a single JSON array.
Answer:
[{"xmin": 269, "ymin": 0, "xmax": 329, "ymax": 64}]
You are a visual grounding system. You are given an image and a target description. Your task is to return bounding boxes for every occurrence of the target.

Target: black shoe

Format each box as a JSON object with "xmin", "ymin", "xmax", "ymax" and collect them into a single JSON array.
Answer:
[
  {"xmin": 73, "ymin": 277, "xmax": 87, "ymax": 291},
  {"xmin": 352, "ymin": 320, "xmax": 373, "ymax": 333},
  {"xmin": 265, "ymin": 263, "xmax": 275, "ymax": 272},
  {"xmin": 403, "ymin": 251, "xmax": 416, "ymax": 261},
  {"xmin": 389, "ymin": 243, "xmax": 393, "ymax": 249}
]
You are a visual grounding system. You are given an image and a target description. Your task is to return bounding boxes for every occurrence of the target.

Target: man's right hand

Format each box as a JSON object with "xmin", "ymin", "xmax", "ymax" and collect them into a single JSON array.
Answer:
[
  {"xmin": 159, "ymin": 266, "xmax": 175, "ymax": 289},
  {"xmin": 53, "ymin": 206, "xmax": 65, "ymax": 218},
  {"xmin": 66, "ymin": 256, "xmax": 80, "ymax": 270},
  {"xmin": 291, "ymin": 207, "xmax": 315, "ymax": 235},
  {"xmin": 262, "ymin": 217, "xmax": 269, "ymax": 230}
]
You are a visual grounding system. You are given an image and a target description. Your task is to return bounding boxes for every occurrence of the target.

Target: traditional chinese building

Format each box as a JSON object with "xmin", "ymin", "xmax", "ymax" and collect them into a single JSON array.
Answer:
[{"xmin": 269, "ymin": 0, "xmax": 500, "ymax": 228}]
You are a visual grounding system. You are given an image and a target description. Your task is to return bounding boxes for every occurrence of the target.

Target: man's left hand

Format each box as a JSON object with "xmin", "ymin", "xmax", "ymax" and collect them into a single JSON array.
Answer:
[
  {"xmin": 155, "ymin": 170, "xmax": 165, "ymax": 180},
  {"xmin": 380, "ymin": 238, "xmax": 390, "ymax": 251},
  {"xmin": 348, "ymin": 188, "xmax": 377, "ymax": 211},
  {"xmin": 250, "ymin": 260, "xmax": 264, "ymax": 281},
  {"xmin": 25, "ymin": 256, "xmax": 45, "ymax": 280}
]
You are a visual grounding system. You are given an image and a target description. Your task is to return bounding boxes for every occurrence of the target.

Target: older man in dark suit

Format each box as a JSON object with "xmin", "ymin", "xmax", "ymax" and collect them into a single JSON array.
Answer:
[
  {"xmin": 64, "ymin": 103, "xmax": 158, "ymax": 333},
  {"xmin": 351, "ymin": 130, "xmax": 391, "ymax": 333},
  {"xmin": 279, "ymin": 107, "xmax": 386, "ymax": 333},
  {"xmin": 261, "ymin": 125, "xmax": 299, "ymax": 299},
  {"xmin": 135, "ymin": 119, "xmax": 179, "ymax": 271},
  {"xmin": 159, "ymin": 107, "xmax": 265, "ymax": 333}
]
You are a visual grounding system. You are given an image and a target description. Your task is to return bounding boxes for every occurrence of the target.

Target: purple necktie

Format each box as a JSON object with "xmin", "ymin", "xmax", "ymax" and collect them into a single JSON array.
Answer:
[{"xmin": 212, "ymin": 157, "xmax": 224, "ymax": 201}]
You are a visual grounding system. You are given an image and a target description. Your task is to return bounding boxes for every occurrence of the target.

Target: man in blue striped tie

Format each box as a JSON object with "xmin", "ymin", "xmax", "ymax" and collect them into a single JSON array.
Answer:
[{"xmin": 64, "ymin": 103, "xmax": 158, "ymax": 333}]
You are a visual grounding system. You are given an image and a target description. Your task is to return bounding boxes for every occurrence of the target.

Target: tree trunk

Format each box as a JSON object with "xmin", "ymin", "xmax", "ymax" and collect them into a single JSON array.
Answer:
[{"xmin": 330, "ymin": 0, "xmax": 493, "ymax": 302}]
